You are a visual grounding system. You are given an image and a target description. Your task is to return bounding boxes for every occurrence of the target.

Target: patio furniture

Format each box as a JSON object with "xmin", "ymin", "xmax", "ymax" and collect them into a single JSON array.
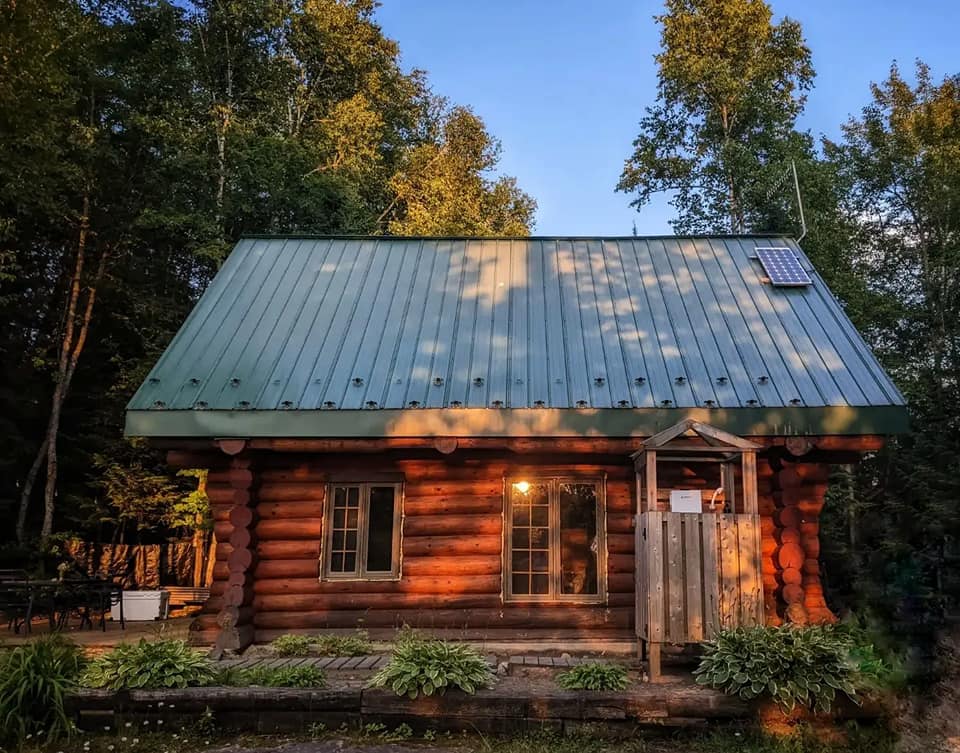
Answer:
[{"xmin": 0, "ymin": 571, "xmax": 34, "ymax": 633}]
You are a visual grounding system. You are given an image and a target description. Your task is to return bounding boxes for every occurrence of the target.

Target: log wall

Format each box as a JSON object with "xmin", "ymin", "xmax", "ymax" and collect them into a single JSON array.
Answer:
[{"xmin": 191, "ymin": 447, "xmax": 839, "ymax": 647}]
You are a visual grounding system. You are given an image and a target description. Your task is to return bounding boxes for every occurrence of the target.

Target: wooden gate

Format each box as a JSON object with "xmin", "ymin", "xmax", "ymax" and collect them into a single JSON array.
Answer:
[{"xmin": 636, "ymin": 511, "xmax": 763, "ymax": 679}]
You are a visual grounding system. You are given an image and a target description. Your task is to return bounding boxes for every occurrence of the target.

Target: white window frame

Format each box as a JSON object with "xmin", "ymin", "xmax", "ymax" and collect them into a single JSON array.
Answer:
[{"xmin": 321, "ymin": 482, "xmax": 403, "ymax": 581}]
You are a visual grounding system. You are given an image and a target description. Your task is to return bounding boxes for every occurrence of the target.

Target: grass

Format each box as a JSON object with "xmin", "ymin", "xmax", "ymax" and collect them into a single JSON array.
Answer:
[
  {"xmin": 269, "ymin": 630, "xmax": 374, "ymax": 657},
  {"xmin": 15, "ymin": 723, "xmax": 898, "ymax": 753}
]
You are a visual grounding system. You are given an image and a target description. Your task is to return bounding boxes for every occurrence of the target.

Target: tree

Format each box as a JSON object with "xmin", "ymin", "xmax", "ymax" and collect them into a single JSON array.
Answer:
[
  {"xmin": 617, "ymin": 0, "xmax": 813, "ymax": 233},
  {"xmin": 1, "ymin": 0, "xmax": 534, "ymax": 546},
  {"xmin": 819, "ymin": 62, "xmax": 960, "ymax": 635},
  {"xmin": 384, "ymin": 106, "xmax": 536, "ymax": 236}
]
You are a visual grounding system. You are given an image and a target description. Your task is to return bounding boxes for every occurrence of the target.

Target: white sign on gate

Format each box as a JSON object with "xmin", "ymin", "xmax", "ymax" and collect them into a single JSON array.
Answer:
[{"xmin": 669, "ymin": 489, "xmax": 702, "ymax": 513}]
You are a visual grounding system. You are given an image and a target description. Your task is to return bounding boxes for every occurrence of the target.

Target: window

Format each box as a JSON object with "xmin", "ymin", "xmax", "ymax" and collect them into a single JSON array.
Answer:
[
  {"xmin": 323, "ymin": 483, "xmax": 402, "ymax": 579},
  {"xmin": 505, "ymin": 477, "xmax": 605, "ymax": 602}
]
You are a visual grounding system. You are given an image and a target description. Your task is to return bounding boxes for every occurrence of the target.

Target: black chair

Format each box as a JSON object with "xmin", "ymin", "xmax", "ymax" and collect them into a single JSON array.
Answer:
[{"xmin": 0, "ymin": 576, "xmax": 34, "ymax": 634}]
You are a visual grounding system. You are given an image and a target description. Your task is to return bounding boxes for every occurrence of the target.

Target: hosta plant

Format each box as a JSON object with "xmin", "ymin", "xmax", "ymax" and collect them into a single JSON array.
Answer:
[
  {"xmin": 370, "ymin": 638, "xmax": 494, "ymax": 699},
  {"xmin": 694, "ymin": 625, "xmax": 861, "ymax": 712},
  {"xmin": 0, "ymin": 635, "xmax": 85, "ymax": 745},
  {"xmin": 315, "ymin": 630, "xmax": 373, "ymax": 656},
  {"xmin": 557, "ymin": 662, "xmax": 630, "ymax": 691},
  {"xmin": 271, "ymin": 634, "xmax": 314, "ymax": 657},
  {"xmin": 233, "ymin": 664, "xmax": 327, "ymax": 688},
  {"xmin": 81, "ymin": 638, "xmax": 216, "ymax": 689}
]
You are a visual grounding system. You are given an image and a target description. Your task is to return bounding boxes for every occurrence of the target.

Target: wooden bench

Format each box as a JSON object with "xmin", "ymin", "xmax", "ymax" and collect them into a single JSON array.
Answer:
[{"xmin": 163, "ymin": 587, "xmax": 210, "ymax": 615}]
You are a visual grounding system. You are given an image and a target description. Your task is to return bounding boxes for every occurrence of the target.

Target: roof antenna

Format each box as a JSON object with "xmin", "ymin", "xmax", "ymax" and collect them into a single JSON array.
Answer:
[{"xmin": 791, "ymin": 160, "xmax": 807, "ymax": 243}]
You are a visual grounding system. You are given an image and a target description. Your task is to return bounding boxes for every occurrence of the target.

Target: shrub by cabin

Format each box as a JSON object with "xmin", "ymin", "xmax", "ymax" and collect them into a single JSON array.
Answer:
[{"xmin": 125, "ymin": 236, "xmax": 907, "ymax": 668}]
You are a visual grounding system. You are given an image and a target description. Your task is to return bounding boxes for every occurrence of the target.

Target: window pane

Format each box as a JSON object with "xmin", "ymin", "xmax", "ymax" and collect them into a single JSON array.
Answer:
[
  {"xmin": 531, "ymin": 573, "xmax": 549, "ymax": 594},
  {"xmin": 559, "ymin": 483, "xmax": 599, "ymax": 595},
  {"xmin": 366, "ymin": 486, "xmax": 396, "ymax": 572},
  {"xmin": 329, "ymin": 485, "xmax": 360, "ymax": 575},
  {"xmin": 509, "ymin": 482, "xmax": 549, "ymax": 596}
]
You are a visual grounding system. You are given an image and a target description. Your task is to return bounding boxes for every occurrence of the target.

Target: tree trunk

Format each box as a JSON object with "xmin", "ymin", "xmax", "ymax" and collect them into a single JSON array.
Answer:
[
  {"xmin": 15, "ymin": 438, "xmax": 49, "ymax": 544},
  {"xmin": 38, "ymin": 193, "xmax": 109, "ymax": 542}
]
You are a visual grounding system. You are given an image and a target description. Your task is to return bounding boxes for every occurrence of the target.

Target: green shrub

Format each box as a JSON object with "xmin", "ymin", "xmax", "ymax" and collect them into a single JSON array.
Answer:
[
  {"xmin": 557, "ymin": 662, "xmax": 629, "ymax": 691},
  {"xmin": 314, "ymin": 630, "xmax": 373, "ymax": 656},
  {"xmin": 270, "ymin": 634, "xmax": 314, "ymax": 657},
  {"xmin": 694, "ymin": 625, "xmax": 866, "ymax": 712},
  {"xmin": 370, "ymin": 638, "xmax": 494, "ymax": 699},
  {"xmin": 0, "ymin": 635, "xmax": 85, "ymax": 744},
  {"xmin": 231, "ymin": 664, "xmax": 327, "ymax": 688},
  {"xmin": 81, "ymin": 638, "xmax": 216, "ymax": 689}
]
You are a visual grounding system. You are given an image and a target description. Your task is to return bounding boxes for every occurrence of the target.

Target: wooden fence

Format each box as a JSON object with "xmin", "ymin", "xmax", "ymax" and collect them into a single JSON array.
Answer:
[
  {"xmin": 636, "ymin": 512, "xmax": 763, "ymax": 677},
  {"xmin": 64, "ymin": 540, "xmax": 214, "ymax": 589}
]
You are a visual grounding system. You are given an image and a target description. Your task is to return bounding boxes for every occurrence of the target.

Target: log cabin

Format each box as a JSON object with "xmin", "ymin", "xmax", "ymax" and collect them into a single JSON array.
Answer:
[{"xmin": 125, "ymin": 235, "xmax": 908, "ymax": 667}]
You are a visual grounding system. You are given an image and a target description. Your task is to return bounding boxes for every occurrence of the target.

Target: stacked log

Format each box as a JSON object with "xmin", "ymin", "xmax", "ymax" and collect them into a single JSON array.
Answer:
[
  {"xmin": 242, "ymin": 457, "xmax": 635, "ymax": 643},
  {"xmin": 770, "ymin": 461, "xmax": 834, "ymax": 625}
]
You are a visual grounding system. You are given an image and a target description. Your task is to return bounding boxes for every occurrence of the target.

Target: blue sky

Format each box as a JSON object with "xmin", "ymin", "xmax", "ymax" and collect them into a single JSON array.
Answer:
[{"xmin": 375, "ymin": 1, "xmax": 960, "ymax": 236}]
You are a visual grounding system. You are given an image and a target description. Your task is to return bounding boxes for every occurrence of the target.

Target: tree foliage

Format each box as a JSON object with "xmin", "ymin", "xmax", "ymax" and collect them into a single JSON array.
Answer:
[
  {"xmin": 618, "ymin": 0, "xmax": 814, "ymax": 233},
  {"xmin": 0, "ymin": 0, "xmax": 533, "ymax": 545},
  {"xmin": 819, "ymin": 63, "xmax": 960, "ymax": 641}
]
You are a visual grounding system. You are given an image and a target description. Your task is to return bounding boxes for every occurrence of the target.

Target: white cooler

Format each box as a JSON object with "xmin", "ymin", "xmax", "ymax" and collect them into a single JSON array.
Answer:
[{"xmin": 111, "ymin": 590, "xmax": 170, "ymax": 621}]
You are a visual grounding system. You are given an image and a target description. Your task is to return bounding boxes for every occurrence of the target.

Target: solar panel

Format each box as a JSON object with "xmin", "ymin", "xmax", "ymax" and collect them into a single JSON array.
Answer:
[{"xmin": 755, "ymin": 247, "xmax": 812, "ymax": 287}]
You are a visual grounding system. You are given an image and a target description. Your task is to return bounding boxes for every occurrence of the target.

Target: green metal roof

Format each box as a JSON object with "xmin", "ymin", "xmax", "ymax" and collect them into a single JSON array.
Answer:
[{"xmin": 126, "ymin": 235, "xmax": 907, "ymax": 438}]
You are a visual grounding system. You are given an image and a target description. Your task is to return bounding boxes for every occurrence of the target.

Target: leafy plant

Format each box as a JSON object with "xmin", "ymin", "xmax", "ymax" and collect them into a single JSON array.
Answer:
[
  {"xmin": 694, "ymin": 625, "xmax": 866, "ymax": 712},
  {"xmin": 370, "ymin": 637, "xmax": 494, "ymax": 699},
  {"xmin": 270, "ymin": 634, "xmax": 314, "ymax": 657},
  {"xmin": 230, "ymin": 665, "xmax": 327, "ymax": 688},
  {"xmin": 0, "ymin": 635, "xmax": 85, "ymax": 744},
  {"xmin": 557, "ymin": 662, "xmax": 630, "ymax": 691},
  {"xmin": 81, "ymin": 639, "xmax": 216, "ymax": 689},
  {"xmin": 315, "ymin": 631, "xmax": 373, "ymax": 656}
]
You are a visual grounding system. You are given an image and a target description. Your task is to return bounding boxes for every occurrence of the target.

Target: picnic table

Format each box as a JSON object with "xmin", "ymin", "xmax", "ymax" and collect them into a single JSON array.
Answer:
[{"xmin": 0, "ymin": 572, "xmax": 124, "ymax": 634}]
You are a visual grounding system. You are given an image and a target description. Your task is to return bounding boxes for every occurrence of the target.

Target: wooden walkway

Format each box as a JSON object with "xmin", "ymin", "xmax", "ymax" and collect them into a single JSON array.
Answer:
[{"xmin": 217, "ymin": 654, "xmax": 604, "ymax": 671}]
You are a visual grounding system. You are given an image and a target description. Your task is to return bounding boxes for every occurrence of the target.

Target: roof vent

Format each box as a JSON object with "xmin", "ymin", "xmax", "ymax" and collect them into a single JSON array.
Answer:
[
  {"xmin": 238, "ymin": 400, "xmax": 251, "ymax": 409},
  {"xmin": 634, "ymin": 376, "xmax": 646, "ymax": 386},
  {"xmin": 491, "ymin": 399, "xmax": 504, "ymax": 408},
  {"xmin": 473, "ymin": 377, "xmax": 484, "ymax": 387},
  {"xmin": 704, "ymin": 399, "xmax": 716, "ymax": 408},
  {"xmin": 365, "ymin": 401, "xmax": 379, "ymax": 409},
  {"xmin": 674, "ymin": 376, "xmax": 686, "ymax": 385},
  {"xmin": 408, "ymin": 400, "xmax": 420, "ymax": 408},
  {"xmin": 746, "ymin": 398, "xmax": 759, "ymax": 407},
  {"xmin": 433, "ymin": 377, "xmax": 444, "ymax": 387},
  {"xmin": 789, "ymin": 398, "xmax": 803, "ymax": 406},
  {"xmin": 322, "ymin": 400, "xmax": 336, "ymax": 409},
  {"xmin": 352, "ymin": 377, "xmax": 364, "ymax": 387},
  {"xmin": 152, "ymin": 400, "xmax": 166, "ymax": 409},
  {"xmin": 281, "ymin": 400, "xmax": 294, "ymax": 409},
  {"xmin": 757, "ymin": 376, "xmax": 769, "ymax": 385},
  {"xmin": 594, "ymin": 377, "xmax": 606, "ymax": 386},
  {"xmin": 188, "ymin": 378, "xmax": 200, "ymax": 386},
  {"xmin": 660, "ymin": 399, "xmax": 673, "ymax": 407},
  {"xmin": 193, "ymin": 401, "xmax": 208, "ymax": 410},
  {"xmin": 716, "ymin": 376, "xmax": 728, "ymax": 385},
  {"xmin": 575, "ymin": 400, "xmax": 588, "ymax": 408},
  {"xmin": 229, "ymin": 377, "xmax": 241, "ymax": 387},
  {"xmin": 617, "ymin": 399, "xmax": 630, "ymax": 408},
  {"xmin": 533, "ymin": 400, "xmax": 546, "ymax": 408},
  {"xmin": 450, "ymin": 400, "xmax": 463, "ymax": 408},
  {"xmin": 148, "ymin": 377, "xmax": 160, "ymax": 385}
]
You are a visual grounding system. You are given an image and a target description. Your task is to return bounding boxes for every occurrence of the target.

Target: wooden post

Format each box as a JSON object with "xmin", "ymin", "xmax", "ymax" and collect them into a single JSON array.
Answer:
[
  {"xmin": 648, "ymin": 641, "xmax": 662, "ymax": 682},
  {"xmin": 211, "ymin": 455, "xmax": 257, "ymax": 657}
]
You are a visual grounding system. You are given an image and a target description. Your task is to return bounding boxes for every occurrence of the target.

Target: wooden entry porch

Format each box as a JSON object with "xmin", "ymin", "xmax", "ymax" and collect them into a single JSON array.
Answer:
[{"xmin": 633, "ymin": 420, "xmax": 766, "ymax": 680}]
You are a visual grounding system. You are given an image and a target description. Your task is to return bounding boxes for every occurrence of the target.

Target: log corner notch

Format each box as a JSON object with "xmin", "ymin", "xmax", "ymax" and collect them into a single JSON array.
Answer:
[
  {"xmin": 208, "ymin": 454, "xmax": 257, "ymax": 657},
  {"xmin": 770, "ymin": 458, "xmax": 835, "ymax": 626}
]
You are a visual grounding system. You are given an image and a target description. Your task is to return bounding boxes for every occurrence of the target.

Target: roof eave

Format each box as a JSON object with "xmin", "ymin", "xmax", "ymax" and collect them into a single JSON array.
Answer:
[{"xmin": 125, "ymin": 405, "xmax": 910, "ymax": 440}]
